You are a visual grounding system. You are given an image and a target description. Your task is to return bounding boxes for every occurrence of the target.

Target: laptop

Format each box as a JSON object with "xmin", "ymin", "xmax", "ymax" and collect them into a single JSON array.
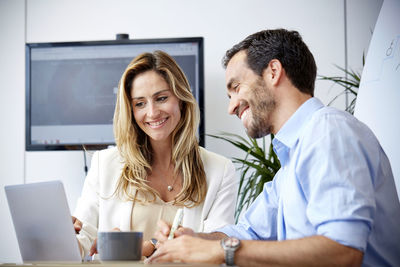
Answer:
[{"xmin": 5, "ymin": 180, "xmax": 82, "ymax": 262}]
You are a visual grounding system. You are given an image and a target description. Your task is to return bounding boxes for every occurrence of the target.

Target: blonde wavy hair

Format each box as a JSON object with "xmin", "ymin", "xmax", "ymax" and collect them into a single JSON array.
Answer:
[{"xmin": 113, "ymin": 50, "xmax": 206, "ymax": 207}]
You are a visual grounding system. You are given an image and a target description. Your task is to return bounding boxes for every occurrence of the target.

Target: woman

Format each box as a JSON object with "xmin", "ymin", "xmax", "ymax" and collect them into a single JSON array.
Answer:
[{"xmin": 73, "ymin": 50, "xmax": 237, "ymax": 258}]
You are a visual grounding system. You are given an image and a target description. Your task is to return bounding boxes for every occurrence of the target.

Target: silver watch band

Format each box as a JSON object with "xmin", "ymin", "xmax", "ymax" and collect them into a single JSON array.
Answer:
[
  {"xmin": 225, "ymin": 249, "xmax": 235, "ymax": 266},
  {"xmin": 221, "ymin": 237, "xmax": 240, "ymax": 266}
]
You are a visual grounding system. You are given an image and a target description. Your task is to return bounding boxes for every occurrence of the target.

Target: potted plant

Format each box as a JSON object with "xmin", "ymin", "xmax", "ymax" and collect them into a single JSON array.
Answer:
[{"xmin": 208, "ymin": 133, "xmax": 280, "ymax": 222}]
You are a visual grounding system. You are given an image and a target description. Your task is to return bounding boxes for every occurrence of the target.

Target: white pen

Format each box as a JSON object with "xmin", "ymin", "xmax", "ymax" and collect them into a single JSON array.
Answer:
[{"xmin": 168, "ymin": 208, "xmax": 183, "ymax": 240}]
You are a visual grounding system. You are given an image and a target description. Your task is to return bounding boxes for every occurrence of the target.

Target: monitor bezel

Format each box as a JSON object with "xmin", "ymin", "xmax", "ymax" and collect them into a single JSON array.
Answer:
[{"xmin": 25, "ymin": 37, "xmax": 205, "ymax": 151}]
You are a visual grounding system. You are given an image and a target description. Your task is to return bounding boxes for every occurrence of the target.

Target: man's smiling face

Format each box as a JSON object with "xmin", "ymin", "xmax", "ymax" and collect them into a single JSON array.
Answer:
[{"xmin": 225, "ymin": 51, "xmax": 276, "ymax": 138}]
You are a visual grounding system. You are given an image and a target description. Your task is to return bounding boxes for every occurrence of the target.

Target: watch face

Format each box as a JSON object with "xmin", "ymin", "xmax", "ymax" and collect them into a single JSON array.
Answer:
[{"xmin": 225, "ymin": 237, "xmax": 240, "ymax": 248}]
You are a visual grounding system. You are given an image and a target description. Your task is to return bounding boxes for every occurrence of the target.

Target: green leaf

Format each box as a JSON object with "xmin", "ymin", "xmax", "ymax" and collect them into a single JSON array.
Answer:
[
  {"xmin": 207, "ymin": 133, "xmax": 281, "ymax": 222},
  {"xmin": 318, "ymin": 62, "xmax": 361, "ymax": 114}
]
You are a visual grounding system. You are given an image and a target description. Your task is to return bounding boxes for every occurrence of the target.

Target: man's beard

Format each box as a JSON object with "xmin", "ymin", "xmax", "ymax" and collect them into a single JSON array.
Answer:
[{"xmin": 246, "ymin": 77, "xmax": 276, "ymax": 139}]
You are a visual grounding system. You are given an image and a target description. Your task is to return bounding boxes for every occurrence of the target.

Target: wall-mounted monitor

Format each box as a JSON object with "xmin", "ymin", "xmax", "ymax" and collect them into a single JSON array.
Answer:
[{"xmin": 26, "ymin": 37, "xmax": 204, "ymax": 151}]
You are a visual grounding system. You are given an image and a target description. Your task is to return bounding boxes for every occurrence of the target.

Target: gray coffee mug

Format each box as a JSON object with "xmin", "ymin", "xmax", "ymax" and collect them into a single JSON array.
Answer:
[{"xmin": 97, "ymin": 231, "xmax": 143, "ymax": 261}]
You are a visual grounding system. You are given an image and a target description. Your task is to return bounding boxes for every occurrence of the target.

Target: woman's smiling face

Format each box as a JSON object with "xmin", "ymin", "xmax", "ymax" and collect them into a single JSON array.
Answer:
[{"xmin": 131, "ymin": 70, "xmax": 181, "ymax": 144}]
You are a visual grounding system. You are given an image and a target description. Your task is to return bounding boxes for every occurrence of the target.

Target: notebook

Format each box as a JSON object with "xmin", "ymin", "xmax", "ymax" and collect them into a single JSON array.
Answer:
[{"xmin": 5, "ymin": 180, "xmax": 82, "ymax": 262}]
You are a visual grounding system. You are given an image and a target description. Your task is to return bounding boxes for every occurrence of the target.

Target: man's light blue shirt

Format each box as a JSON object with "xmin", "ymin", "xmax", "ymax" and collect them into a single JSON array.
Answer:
[{"xmin": 218, "ymin": 98, "xmax": 400, "ymax": 266}]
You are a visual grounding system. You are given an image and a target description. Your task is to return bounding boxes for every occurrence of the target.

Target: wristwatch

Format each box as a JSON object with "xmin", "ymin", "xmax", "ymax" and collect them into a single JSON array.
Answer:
[{"xmin": 221, "ymin": 237, "xmax": 241, "ymax": 266}]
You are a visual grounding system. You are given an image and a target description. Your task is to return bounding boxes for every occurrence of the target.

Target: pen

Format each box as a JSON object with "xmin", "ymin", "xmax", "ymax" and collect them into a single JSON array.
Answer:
[{"xmin": 168, "ymin": 208, "xmax": 183, "ymax": 240}]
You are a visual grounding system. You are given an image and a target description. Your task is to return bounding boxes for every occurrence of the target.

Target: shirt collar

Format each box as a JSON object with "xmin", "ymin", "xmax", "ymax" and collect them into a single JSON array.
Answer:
[{"xmin": 273, "ymin": 97, "xmax": 324, "ymax": 163}]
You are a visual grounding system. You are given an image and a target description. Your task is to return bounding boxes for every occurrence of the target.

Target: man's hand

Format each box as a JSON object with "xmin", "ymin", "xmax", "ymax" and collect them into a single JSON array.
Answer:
[
  {"xmin": 145, "ymin": 235, "xmax": 224, "ymax": 264},
  {"xmin": 154, "ymin": 220, "xmax": 195, "ymax": 243},
  {"xmin": 72, "ymin": 216, "xmax": 82, "ymax": 234}
]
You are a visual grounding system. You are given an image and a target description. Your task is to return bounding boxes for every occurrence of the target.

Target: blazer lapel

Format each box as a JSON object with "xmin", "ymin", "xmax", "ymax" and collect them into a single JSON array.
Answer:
[{"xmin": 182, "ymin": 202, "xmax": 204, "ymax": 232}]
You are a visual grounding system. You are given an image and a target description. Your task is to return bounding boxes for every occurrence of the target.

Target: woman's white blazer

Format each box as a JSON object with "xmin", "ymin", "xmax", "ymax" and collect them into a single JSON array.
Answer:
[{"xmin": 74, "ymin": 147, "xmax": 238, "ymax": 256}]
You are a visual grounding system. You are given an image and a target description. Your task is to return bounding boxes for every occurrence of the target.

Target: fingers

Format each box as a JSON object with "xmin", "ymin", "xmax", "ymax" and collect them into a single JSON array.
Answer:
[
  {"xmin": 145, "ymin": 240, "xmax": 181, "ymax": 264},
  {"xmin": 145, "ymin": 235, "xmax": 222, "ymax": 264},
  {"xmin": 174, "ymin": 226, "xmax": 195, "ymax": 237},
  {"xmin": 155, "ymin": 220, "xmax": 171, "ymax": 242},
  {"xmin": 157, "ymin": 220, "xmax": 171, "ymax": 235},
  {"xmin": 142, "ymin": 240, "xmax": 156, "ymax": 257},
  {"xmin": 145, "ymin": 249, "xmax": 169, "ymax": 264},
  {"xmin": 154, "ymin": 220, "xmax": 196, "ymax": 243},
  {"xmin": 89, "ymin": 238, "xmax": 98, "ymax": 256},
  {"xmin": 145, "ymin": 235, "xmax": 192, "ymax": 264},
  {"xmin": 111, "ymin": 227, "xmax": 121, "ymax": 232},
  {"xmin": 72, "ymin": 216, "xmax": 82, "ymax": 234}
]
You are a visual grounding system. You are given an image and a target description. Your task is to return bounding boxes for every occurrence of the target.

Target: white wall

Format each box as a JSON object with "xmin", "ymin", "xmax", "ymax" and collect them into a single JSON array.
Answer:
[
  {"xmin": 0, "ymin": 0, "xmax": 25, "ymax": 262},
  {"xmin": 347, "ymin": 0, "xmax": 383, "ymax": 70},
  {"xmin": 0, "ymin": 0, "xmax": 382, "ymax": 262}
]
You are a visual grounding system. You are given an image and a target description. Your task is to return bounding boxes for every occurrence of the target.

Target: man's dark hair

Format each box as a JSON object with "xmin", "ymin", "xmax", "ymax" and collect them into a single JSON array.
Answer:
[{"xmin": 223, "ymin": 29, "xmax": 317, "ymax": 96}]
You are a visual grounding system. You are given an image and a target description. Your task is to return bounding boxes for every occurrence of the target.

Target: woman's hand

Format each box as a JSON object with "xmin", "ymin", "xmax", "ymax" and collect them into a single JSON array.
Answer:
[
  {"xmin": 89, "ymin": 238, "xmax": 98, "ymax": 256},
  {"xmin": 72, "ymin": 216, "xmax": 82, "ymax": 234},
  {"xmin": 142, "ymin": 240, "xmax": 157, "ymax": 257},
  {"xmin": 154, "ymin": 220, "xmax": 196, "ymax": 244}
]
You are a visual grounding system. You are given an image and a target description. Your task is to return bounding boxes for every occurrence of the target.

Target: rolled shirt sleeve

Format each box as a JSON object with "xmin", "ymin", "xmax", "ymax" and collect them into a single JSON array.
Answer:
[{"xmin": 295, "ymin": 110, "xmax": 378, "ymax": 252}]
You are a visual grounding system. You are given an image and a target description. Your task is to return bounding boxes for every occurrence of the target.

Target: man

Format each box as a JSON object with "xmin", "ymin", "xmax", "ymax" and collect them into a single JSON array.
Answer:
[{"xmin": 146, "ymin": 29, "xmax": 400, "ymax": 266}]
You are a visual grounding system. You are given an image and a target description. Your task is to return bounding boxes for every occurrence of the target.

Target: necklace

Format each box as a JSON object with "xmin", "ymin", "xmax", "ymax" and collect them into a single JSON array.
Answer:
[
  {"xmin": 157, "ymin": 163, "xmax": 178, "ymax": 192},
  {"xmin": 167, "ymin": 175, "xmax": 178, "ymax": 192}
]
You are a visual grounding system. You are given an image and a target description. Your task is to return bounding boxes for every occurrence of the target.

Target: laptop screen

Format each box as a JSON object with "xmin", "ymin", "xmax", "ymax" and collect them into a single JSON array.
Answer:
[{"xmin": 5, "ymin": 181, "xmax": 82, "ymax": 262}]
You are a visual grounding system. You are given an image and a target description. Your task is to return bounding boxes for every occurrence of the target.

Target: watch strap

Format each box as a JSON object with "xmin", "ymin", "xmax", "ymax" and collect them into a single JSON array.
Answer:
[
  {"xmin": 221, "ymin": 237, "xmax": 240, "ymax": 266},
  {"xmin": 225, "ymin": 249, "xmax": 235, "ymax": 266}
]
